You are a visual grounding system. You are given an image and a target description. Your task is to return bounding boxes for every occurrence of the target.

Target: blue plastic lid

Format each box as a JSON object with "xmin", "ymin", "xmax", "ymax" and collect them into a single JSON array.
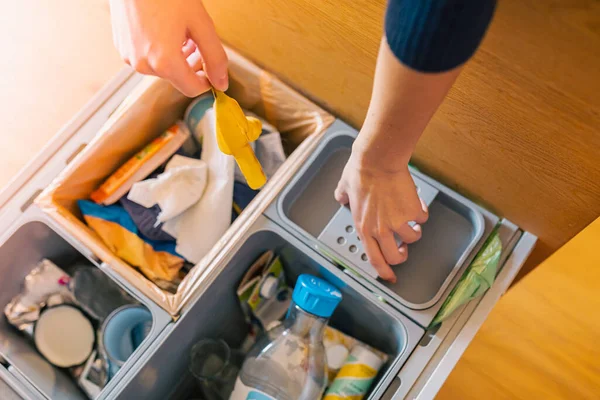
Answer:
[{"xmin": 292, "ymin": 275, "xmax": 342, "ymax": 318}]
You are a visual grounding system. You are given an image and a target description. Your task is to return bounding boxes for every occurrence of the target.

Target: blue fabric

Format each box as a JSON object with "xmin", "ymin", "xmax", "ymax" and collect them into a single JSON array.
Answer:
[
  {"xmin": 78, "ymin": 200, "xmax": 180, "ymax": 257},
  {"xmin": 232, "ymin": 182, "xmax": 260, "ymax": 222},
  {"xmin": 385, "ymin": 0, "xmax": 496, "ymax": 72},
  {"xmin": 119, "ymin": 197, "xmax": 175, "ymax": 242}
]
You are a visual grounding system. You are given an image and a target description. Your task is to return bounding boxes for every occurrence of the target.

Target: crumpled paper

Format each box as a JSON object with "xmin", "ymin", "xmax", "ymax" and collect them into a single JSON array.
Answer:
[{"xmin": 431, "ymin": 230, "xmax": 503, "ymax": 327}]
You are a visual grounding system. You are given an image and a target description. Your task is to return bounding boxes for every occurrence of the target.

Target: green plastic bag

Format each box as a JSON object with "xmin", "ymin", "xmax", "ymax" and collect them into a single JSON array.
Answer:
[{"xmin": 430, "ymin": 229, "xmax": 503, "ymax": 327}]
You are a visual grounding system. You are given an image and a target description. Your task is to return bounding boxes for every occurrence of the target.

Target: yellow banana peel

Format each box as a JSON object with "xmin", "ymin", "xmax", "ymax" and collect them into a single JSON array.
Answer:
[{"xmin": 212, "ymin": 89, "xmax": 267, "ymax": 189}]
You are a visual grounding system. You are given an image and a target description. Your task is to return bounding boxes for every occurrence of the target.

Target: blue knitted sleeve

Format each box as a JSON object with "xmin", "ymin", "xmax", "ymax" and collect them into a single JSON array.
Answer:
[{"xmin": 385, "ymin": 0, "xmax": 497, "ymax": 73}]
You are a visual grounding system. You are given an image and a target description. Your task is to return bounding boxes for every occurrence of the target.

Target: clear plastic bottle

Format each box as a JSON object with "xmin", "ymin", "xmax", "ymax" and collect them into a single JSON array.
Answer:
[{"xmin": 230, "ymin": 274, "xmax": 343, "ymax": 400}]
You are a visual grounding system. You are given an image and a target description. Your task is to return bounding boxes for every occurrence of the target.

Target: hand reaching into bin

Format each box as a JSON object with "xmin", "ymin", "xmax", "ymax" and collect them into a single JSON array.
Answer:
[
  {"xmin": 334, "ymin": 39, "xmax": 461, "ymax": 282},
  {"xmin": 109, "ymin": 0, "xmax": 229, "ymax": 97},
  {"xmin": 335, "ymin": 0, "xmax": 496, "ymax": 281}
]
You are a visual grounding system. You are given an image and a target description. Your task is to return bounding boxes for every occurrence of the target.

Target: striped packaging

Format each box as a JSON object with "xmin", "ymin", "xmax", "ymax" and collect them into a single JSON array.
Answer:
[{"xmin": 323, "ymin": 345, "xmax": 385, "ymax": 400}]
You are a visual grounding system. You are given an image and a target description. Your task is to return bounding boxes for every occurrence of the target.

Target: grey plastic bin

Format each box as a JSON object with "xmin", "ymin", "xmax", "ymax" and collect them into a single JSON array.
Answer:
[
  {"xmin": 0, "ymin": 68, "xmax": 537, "ymax": 399},
  {"xmin": 0, "ymin": 363, "xmax": 37, "ymax": 400},
  {"xmin": 111, "ymin": 120, "xmax": 535, "ymax": 400},
  {"xmin": 264, "ymin": 120, "xmax": 500, "ymax": 328},
  {"xmin": 110, "ymin": 215, "xmax": 424, "ymax": 400},
  {"xmin": 0, "ymin": 211, "xmax": 172, "ymax": 400}
]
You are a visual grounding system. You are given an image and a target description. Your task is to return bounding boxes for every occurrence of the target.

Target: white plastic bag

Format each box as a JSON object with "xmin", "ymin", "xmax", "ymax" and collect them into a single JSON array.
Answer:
[{"xmin": 163, "ymin": 109, "xmax": 235, "ymax": 263}]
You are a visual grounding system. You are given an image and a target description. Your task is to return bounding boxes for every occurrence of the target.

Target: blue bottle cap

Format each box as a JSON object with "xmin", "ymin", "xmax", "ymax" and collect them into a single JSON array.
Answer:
[{"xmin": 292, "ymin": 275, "xmax": 342, "ymax": 318}]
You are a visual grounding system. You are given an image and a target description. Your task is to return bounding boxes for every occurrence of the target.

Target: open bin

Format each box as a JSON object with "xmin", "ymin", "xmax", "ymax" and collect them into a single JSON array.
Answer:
[
  {"xmin": 1, "ymin": 39, "xmax": 537, "ymax": 398},
  {"xmin": 108, "ymin": 215, "xmax": 424, "ymax": 399},
  {"xmin": 266, "ymin": 123, "xmax": 502, "ymax": 327},
  {"xmin": 261, "ymin": 121, "xmax": 533, "ymax": 397},
  {"xmin": 0, "ymin": 208, "xmax": 171, "ymax": 400},
  {"xmin": 37, "ymin": 48, "xmax": 335, "ymax": 316}
]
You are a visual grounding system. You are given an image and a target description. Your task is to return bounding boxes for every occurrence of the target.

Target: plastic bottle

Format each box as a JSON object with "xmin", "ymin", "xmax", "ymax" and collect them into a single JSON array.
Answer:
[{"xmin": 230, "ymin": 274, "xmax": 343, "ymax": 400}]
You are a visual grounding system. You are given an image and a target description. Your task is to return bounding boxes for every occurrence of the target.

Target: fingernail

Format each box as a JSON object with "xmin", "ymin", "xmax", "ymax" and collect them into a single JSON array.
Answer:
[
  {"xmin": 413, "ymin": 224, "xmax": 422, "ymax": 233},
  {"xmin": 217, "ymin": 74, "xmax": 229, "ymax": 91},
  {"xmin": 398, "ymin": 246, "xmax": 406, "ymax": 253}
]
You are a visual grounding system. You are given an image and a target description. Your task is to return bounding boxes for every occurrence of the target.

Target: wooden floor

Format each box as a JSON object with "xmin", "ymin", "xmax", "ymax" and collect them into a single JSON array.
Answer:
[{"xmin": 1, "ymin": 1, "xmax": 599, "ymax": 399}]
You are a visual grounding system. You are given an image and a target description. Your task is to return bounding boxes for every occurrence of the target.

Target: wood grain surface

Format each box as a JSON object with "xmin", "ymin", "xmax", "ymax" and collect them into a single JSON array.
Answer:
[
  {"xmin": 437, "ymin": 217, "xmax": 600, "ymax": 399},
  {"xmin": 1, "ymin": 0, "xmax": 599, "ymax": 397},
  {"xmin": 203, "ymin": 0, "xmax": 600, "ymax": 278}
]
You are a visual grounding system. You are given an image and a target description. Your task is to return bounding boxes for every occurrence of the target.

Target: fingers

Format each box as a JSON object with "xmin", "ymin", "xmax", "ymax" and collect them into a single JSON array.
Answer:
[
  {"xmin": 148, "ymin": 50, "xmax": 212, "ymax": 97},
  {"xmin": 398, "ymin": 243, "xmax": 408, "ymax": 263},
  {"xmin": 182, "ymin": 38, "xmax": 197, "ymax": 58},
  {"xmin": 334, "ymin": 183, "xmax": 350, "ymax": 205},
  {"xmin": 187, "ymin": 48, "xmax": 205, "ymax": 72},
  {"xmin": 414, "ymin": 198, "xmax": 429, "ymax": 224},
  {"xmin": 394, "ymin": 223, "xmax": 422, "ymax": 244},
  {"xmin": 126, "ymin": 52, "xmax": 210, "ymax": 97},
  {"xmin": 127, "ymin": 57, "xmax": 154, "ymax": 75},
  {"xmin": 188, "ymin": 6, "xmax": 229, "ymax": 91},
  {"xmin": 378, "ymin": 230, "xmax": 409, "ymax": 266},
  {"xmin": 362, "ymin": 236, "xmax": 397, "ymax": 283}
]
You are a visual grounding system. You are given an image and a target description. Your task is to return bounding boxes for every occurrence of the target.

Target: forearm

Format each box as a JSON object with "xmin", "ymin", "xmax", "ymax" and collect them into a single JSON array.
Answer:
[
  {"xmin": 355, "ymin": 0, "xmax": 496, "ymax": 171},
  {"xmin": 354, "ymin": 39, "xmax": 461, "ymax": 170}
]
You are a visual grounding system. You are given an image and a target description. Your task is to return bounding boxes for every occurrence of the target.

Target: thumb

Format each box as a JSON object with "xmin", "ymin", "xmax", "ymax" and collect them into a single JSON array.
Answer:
[{"xmin": 334, "ymin": 182, "xmax": 350, "ymax": 205}]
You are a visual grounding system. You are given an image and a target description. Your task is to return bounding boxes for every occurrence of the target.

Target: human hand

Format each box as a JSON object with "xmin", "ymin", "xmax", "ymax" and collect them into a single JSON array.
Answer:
[
  {"xmin": 109, "ymin": 0, "xmax": 228, "ymax": 97},
  {"xmin": 334, "ymin": 148, "xmax": 428, "ymax": 282}
]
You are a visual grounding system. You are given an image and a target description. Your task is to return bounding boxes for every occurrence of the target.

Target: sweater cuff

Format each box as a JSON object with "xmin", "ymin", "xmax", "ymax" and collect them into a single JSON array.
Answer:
[{"xmin": 385, "ymin": 0, "xmax": 497, "ymax": 73}]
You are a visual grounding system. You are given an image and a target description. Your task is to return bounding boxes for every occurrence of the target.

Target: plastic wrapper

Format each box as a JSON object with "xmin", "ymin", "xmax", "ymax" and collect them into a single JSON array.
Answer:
[
  {"xmin": 431, "ymin": 230, "xmax": 503, "ymax": 327},
  {"xmin": 324, "ymin": 345, "xmax": 385, "ymax": 399},
  {"xmin": 236, "ymin": 251, "xmax": 291, "ymax": 350},
  {"xmin": 4, "ymin": 259, "xmax": 73, "ymax": 333},
  {"xmin": 70, "ymin": 267, "xmax": 134, "ymax": 321},
  {"xmin": 75, "ymin": 350, "xmax": 108, "ymax": 398},
  {"xmin": 37, "ymin": 47, "xmax": 334, "ymax": 315},
  {"xmin": 90, "ymin": 122, "xmax": 190, "ymax": 205}
]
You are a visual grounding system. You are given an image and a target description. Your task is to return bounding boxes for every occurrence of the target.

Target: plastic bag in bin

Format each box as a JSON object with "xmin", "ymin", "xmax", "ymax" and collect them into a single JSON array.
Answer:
[{"xmin": 431, "ymin": 230, "xmax": 502, "ymax": 327}]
